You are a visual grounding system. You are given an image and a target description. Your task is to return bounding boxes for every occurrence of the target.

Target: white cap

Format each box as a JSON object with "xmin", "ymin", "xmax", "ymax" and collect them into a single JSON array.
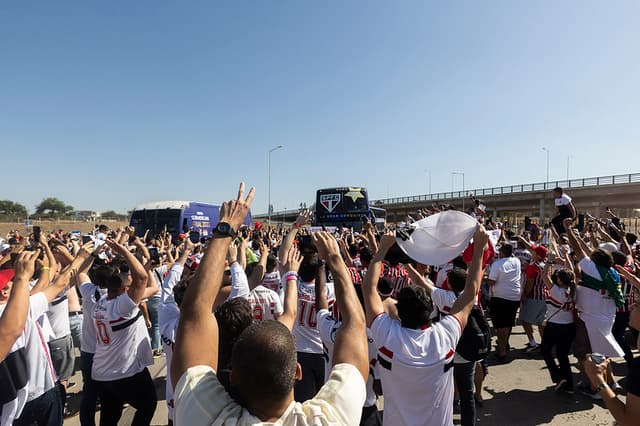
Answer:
[{"xmin": 396, "ymin": 210, "xmax": 478, "ymax": 266}]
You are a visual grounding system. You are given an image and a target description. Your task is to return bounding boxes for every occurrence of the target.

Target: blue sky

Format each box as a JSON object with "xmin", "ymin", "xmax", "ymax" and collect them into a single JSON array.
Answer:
[{"xmin": 1, "ymin": 1, "xmax": 639, "ymax": 214}]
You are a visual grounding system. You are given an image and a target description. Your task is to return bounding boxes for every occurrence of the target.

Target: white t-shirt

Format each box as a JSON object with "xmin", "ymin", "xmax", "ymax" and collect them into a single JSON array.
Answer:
[
  {"xmin": 78, "ymin": 282, "xmax": 106, "ymax": 354},
  {"xmin": 47, "ymin": 292, "xmax": 71, "ymax": 340},
  {"xmin": 576, "ymin": 258, "xmax": 617, "ymax": 322},
  {"xmin": 161, "ymin": 263, "xmax": 184, "ymax": 304},
  {"xmin": 292, "ymin": 281, "xmax": 336, "ymax": 354},
  {"xmin": 91, "ymin": 293, "xmax": 153, "ymax": 381},
  {"xmin": 430, "ymin": 288, "xmax": 474, "ymax": 364},
  {"xmin": 488, "ymin": 257, "xmax": 522, "ymax": 301},
  {"xmin": 370, "ymin": 313, "xmax": 462, "ymax": 426},
  {"xmin": 545, "ymin": 285, "xmax": 575, "ymax": 324},
  {"xmin": 555, "ymin": 193, "xmax": 572, "ymax": 206},
  {"xmin": 247, "ymin": 286, "xmax": 284, "ymax": 321},
  {"xmin": 150, "ymin": 265, "xmax": 168, "ymax": 300},
  {"xmin": 174, "ymin": 363, "xmax": 366, "ymax": 426},
  {"xmin": 316, "ymin": 309, "xmax": 378, "ymax": 407}
]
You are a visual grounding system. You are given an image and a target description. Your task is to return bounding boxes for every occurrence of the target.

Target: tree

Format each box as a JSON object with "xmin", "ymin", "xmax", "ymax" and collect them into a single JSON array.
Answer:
[
  {"xmin": 35, "ymin": 197, "xmax": 73, "ymax": 217},
  {"xmin": 0, "ymin": 200, "xmax": 28, "ymax": 219},
  {"xmin": 101, "ymin": 210, "xmax": 127, "ymax": 221}
]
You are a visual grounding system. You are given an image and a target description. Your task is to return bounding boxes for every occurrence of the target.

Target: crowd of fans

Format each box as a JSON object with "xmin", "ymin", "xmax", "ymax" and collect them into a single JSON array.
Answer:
[{"xmin": 0, "ymin": 183, "xmax": 638, "ymax": 426}]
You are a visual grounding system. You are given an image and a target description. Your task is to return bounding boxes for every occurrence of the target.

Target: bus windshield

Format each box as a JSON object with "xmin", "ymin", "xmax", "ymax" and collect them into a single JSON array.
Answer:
[{"xmin": 130, "ymin": 209, "xmax": 182, "ymax": 237}]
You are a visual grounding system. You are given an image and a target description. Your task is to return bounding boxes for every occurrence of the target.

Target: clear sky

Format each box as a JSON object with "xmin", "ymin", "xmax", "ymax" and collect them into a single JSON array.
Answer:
[{"xmin": 1, "ymin": 1, "xmax": 639, "ymax": 215}]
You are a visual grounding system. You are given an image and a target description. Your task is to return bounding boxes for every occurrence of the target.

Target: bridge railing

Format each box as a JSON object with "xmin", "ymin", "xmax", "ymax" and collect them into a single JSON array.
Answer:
[{"xmin": 372, "ymin": 172, "xmax": 640, "ymax": 206}]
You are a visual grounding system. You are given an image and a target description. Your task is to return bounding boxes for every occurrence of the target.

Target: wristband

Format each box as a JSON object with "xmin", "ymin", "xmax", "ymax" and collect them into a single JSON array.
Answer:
[
  {"xmin": 294, "ymin": 223, "xmax": 302, "ymax": 229},
  {"xmin": 594, "ymin": 383, "xmax": 609, "ymax": 393},
  {"xmin": 41, "ymin": 266, "xmax": 50, "ymax": 270},
  {"xmin": 285, "ymin": 272, "xmax": 299, "ymax": 282}
]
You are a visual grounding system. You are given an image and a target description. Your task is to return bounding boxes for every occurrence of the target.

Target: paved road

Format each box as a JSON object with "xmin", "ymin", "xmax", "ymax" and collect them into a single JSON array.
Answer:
[{"xmin": 64, "ymin": 325, "xmax": 628, "ymax": 425}]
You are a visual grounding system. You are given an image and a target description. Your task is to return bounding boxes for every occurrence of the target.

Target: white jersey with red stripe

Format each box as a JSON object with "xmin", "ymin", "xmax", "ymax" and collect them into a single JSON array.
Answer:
[
  {"xmin": 0, "ymin": 292, "xmax": 57, "ymax": 422},
  {"xmin": 370, "ymin": 313, "xmax": 462, "ymax": 426},
  {"xmin": 91, "ymin": 293, "xmax": 153, "ymax": 381},
  {"xmin": 292, "ymin": 280, "xmax": 335, "ymax": 354},
  {"xmin": 247, "ymin": 285, "xmax": 283, "ymax": 321}
]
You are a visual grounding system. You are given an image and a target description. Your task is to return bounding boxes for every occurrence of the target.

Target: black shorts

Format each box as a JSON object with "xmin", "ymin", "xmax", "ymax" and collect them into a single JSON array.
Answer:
[{"xmin": 489, "ymin": 297, "xmax": 520, "ymax": 329}]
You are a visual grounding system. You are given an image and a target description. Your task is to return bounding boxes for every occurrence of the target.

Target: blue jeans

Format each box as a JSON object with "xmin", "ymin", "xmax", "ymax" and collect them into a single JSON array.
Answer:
[
  {"xmin": 454, "ymin": 361, "xmax": 476, "ymax": 426},
  {"xmin": 80, "ymin": 351, "xmax": 98, "ymax": 426},
  {"xmin": 147, "ymin": 297, "xmax": 161, "ymax": 350},
  {"xmin": 69, "ymin": 313, "xmax": 83, "ymax": 350},
  {"xmin": 14, "ymin": 386, "xmax": 62, "ymax": 426}
]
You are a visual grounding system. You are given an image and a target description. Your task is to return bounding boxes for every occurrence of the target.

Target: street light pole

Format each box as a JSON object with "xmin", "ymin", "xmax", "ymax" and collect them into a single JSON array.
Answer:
[
  {"xmin": 566, "ymin": 156, "xmax": 571, "ymax": 181},
  {"xmin": 542, "ymin": 147, "xmax": 550, "ymax": 187},
  {"xmin": 268, "ymin": 145, "xmax": 284, "ymax": 225}
]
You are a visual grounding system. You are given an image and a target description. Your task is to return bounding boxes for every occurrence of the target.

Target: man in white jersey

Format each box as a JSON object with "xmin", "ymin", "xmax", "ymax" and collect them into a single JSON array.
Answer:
[
  {"xmin": 75, "ymin": 249, "xmax": 107, "ymax": 426},
  {"xmin": 363, "ymin": 227, "xmax": 488, "ymax": 426},
  {"xmin": 171, "ymin": 184, "xmax": 368, "ymax": 425},
  {"xmin": 91, "ymin": 239, "xmax": 158, "ymax": 425}
]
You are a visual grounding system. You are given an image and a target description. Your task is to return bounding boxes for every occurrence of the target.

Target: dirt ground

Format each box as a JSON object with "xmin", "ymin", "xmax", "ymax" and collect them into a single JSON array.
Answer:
[{"xmin": 0, "ymin": 220, "xmax": 129, "ymax": 240}]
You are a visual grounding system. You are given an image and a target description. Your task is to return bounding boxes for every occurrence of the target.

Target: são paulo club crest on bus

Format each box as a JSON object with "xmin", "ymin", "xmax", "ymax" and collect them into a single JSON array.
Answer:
[{"xmin": 320, "ymin": 193, "xmax": 341, "ymax": 213}]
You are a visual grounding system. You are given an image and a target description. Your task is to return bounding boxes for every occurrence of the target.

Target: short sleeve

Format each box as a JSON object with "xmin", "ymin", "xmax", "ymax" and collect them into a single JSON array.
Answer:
[
  {"xmin": 438, "ymin": 314, "xmax": 464, "ymax": 348},
  {"xmin": 79, "ymin": 282, "xmax": 95, "ymax": 300},
  {"xmin": 488, "ymin": 261, "xmax": 500, "ymax": 281},
  {"xmin": 112, "ymin": 293, "xmax": 138, "ymax": 318},
  {"xmin": 29, "ymin": 292, "xmax": 49, "ymax": 320},
  {"xmin": 316, "ymin": 309, "xmax": 338, "ymax": 346},
  {"xmin": 432, "ymin": 288, "xmax": 456, "ymax": 314},
  {"xmin": 525, "ymin": 264, "xmax": 539, "ymax": 280},
  {"xmin": 304, "ymin": 363, "xmax": 366, "ymax": 425},
  {"xmin": 370, "ymin": 313, "xmax": 394, "ymax": 346},
  {"xmin": 174, "ymin": 365, "xmax": 242, "ymax": 425},
  {"xmin": 274, "ymin": 293, "xmax": 284, "ymax": 315}
]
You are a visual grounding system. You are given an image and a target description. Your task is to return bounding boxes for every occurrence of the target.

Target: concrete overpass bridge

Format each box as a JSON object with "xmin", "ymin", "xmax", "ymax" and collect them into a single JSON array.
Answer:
[{"xmin": 254, "ymin": 172, "xmax": 640, "ymax": 231}]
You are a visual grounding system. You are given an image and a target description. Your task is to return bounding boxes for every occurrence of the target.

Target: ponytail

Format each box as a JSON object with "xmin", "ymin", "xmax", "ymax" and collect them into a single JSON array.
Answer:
[{"xmin": 556, "ymin": 269, "xmax": 576, "ymax": 299}]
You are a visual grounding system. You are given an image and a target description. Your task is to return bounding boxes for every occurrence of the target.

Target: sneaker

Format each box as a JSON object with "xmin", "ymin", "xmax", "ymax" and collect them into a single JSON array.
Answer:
[
  {"xmin": 153, "ymin": 349, "xmax": 164, "ymax": 358},
  {"xmin": 554, "ymin": 380, "xmax": 575, "ymax": 394},
  {"xmin": 611, "ymin": 382, "xmax": 625, "ymax": 394},
  {"xmin": 525, "ymin": 343, "xmax": 539, "ymax": 353}
]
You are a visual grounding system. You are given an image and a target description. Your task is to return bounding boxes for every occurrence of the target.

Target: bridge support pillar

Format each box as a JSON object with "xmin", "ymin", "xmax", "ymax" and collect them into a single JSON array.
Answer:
[{"xmin": 539, "ymin": 199, "xmax": 545, "ymax": 225}]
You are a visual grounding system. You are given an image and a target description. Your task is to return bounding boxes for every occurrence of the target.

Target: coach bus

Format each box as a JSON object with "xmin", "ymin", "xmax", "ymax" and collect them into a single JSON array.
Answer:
[
  {"xmin": 129, "ymin": 200, "xmax": 252, "ymax": 241},
  {"xmin": 314, "ymin": 187, "xmax": 386, "ymax": 231}
]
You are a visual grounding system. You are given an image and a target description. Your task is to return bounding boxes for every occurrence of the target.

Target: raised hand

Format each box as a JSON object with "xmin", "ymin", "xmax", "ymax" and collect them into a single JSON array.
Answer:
[
  {"xmin": 14, "ymin": 250, "xmax": 40, "ymax": 280},
  {"xmin": 227, "ymin": 241, "xmax": 238, "ymax": 264},
  {"xmin": 473, "ymin": 224, "xmax": 490, "ymax": 251},
  {"xmin": 219, "ymin": 182, "xmax": 256, "ymax": 231},
  {"xmin": 310, "ymin": 232, "xmax": 341, "ymax": 261},
  {"xmin": 284, "ymin": 245, "xmax": 303, "ymax": 272},
  {"xmin": 295, "ymin": 209, "xmax": 313, "ymax": 227},
  {"xmin": 379, "ymin": 231, "xmax": 397, "ymax": 251}
]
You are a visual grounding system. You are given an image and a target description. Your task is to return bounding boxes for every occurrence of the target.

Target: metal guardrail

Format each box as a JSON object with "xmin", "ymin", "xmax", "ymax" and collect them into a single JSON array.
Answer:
[{"xmin": 372, "ymin": 172, "xmax": 640, "ymax": 206}]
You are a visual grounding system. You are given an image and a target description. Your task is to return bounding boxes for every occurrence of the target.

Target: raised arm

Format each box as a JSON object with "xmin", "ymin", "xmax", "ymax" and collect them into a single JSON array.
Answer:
[
  {"xmin": 277, "ymin": 209, "xmax": 312, "ymax": 273},
  {"xmin": 563, "ymin": 218, "xmax": 589, "ymax": 261},
  {"xmin": 311, "ymin": 232, "xmax": 368, "ymax": 381},
  {"xmin": 105, "ymin": 239, "xmax": 150, "ymax": 304},
  {"xmin": 614, "ymin": 265, "xmax": 640, "ymax": 291},
  {"xmin": 362, "ymin": 231, "xmax": 396, "ymax": 327},
  {"xmin": 0, "ymin": 251, "xmax": 38, "ymax": 360},
  {"xmin": 315, "ymin": 258, "xmax": 329, "ymax": 312},
  {"xmin": 248, "ymin": 239, "xmax": 268, "ymax": 290},
  {"xmin": 404, "ymin": 263, "xmax": 436, "ymax": 294},
  {"xmin": 40, "ymin": 242, "xmax": 94, "ymax": 302},
  {"xmin": 171, "ymin": 182, "xmax": 254, "ymax": 388},
  {"xmin": 450, "ymin": 226, "xmax": 488, "ymax": 329},
  {"xmin": 541, "ymin": 263, "xmax": 554, "ymax": 290},
  {"xmin": 277, "ymin": 245, "xmax": 302, "ymax": 330}
]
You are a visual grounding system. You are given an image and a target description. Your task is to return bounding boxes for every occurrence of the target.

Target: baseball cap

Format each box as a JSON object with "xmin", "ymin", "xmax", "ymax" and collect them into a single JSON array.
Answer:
[
  {"xmin": 533, "ymin": 245, "xmax": 548, "ymax": 259},
  {"xmin": 396, "ymin": 210, "xmax": 478, "ymax": 266},
  {"xmin": 0, "ymin": 269, "xmax": 15, "ymax": 291}
]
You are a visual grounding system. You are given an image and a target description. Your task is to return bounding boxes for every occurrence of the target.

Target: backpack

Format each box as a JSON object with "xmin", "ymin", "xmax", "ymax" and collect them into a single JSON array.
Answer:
[{"xmin": 455, "ymin": 306, "xmax": 492, "ymax": 361}]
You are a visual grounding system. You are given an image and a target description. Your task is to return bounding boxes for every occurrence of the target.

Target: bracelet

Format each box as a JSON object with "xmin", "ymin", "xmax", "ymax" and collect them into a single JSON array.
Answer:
[
  {"xmin": 284, "ymin": 272, "xmax": 298, "ymax": 282},
  {"xmin": 41, "ymin": 266, "xmax": 50, "ymax": 270},
  {"xmin": 294, "ymin": 223, "xmax": 302, "ymax": 229},
  {"xmin": 594, "ymin": 383, "xmax": 609, "ymax": 393}
]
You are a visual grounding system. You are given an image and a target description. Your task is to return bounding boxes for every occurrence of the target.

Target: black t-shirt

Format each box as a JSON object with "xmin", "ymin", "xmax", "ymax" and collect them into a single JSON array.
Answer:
[{"xmin": 628, "ymin": 356, "xmax": 640, "ymax": 397}]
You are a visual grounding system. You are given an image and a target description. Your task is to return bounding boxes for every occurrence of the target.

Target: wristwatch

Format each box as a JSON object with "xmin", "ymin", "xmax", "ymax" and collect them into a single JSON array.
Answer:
[{"xmin": 213, "ymin": 222, "xmax": 237, "ymax": 239}]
